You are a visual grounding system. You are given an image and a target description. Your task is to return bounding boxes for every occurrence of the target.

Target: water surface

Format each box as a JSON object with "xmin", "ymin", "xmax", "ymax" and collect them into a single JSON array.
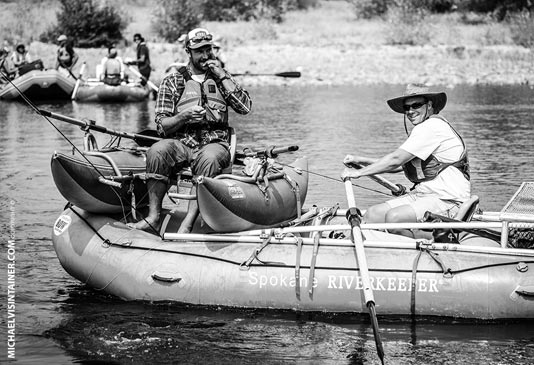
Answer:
[{"xmin": 1, "ymin": 84, "xmax": 534, "ymax": 364}]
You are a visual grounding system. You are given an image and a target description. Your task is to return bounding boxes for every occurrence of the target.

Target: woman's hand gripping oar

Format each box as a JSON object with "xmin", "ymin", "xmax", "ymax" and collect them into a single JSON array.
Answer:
[{"xmin": 343, "ymin": 177, "xmax": 385, "ymax": 365}]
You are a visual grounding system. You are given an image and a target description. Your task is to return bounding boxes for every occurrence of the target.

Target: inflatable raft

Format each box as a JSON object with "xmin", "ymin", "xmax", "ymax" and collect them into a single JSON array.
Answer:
[
  {"xmin": 0, "ymin": 69, "xmax": 76, "ymax": 100},
  {"xmin": 74, "ymin": 81, "xmax": 149, "ymax": 102},
  {"xmin": 52, "ymin": 201, "xmax": 534, "ymax": 319}
]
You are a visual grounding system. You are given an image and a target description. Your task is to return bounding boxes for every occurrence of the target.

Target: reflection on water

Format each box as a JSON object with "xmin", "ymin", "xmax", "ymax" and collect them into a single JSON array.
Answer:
[{"xmin": 1, "ymin": 84, "xmax": 534, "ymax": 364}]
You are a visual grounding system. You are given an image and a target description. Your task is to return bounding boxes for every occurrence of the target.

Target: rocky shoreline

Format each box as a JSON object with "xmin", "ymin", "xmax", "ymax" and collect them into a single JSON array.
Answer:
[{"xmin": 222, "ymin": 44, "xmax": 534, "ymax": 87}]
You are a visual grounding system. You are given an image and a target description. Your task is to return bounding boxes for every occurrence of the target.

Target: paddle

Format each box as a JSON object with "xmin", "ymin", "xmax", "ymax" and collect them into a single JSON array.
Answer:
[
  {"xmin": 126, "ymin": 64, "xmax": 159, "ymax": 92},
  {"xmin": 344, "ymin": 161, "xmax": 406, "ymax": 196},
  {"xmin": 344, "ymin": 178, "xmax": 385, "ymax": 365},
  {"xmin": 71, "ymin": 62, "xmax": 86, "ymax": 100},
  {"xmin": 38, "ymin": 109, "xmax": 161, "ymax": 146},
  {"xmin": 232, "ymin": 71, "xmax": 301, "ymax": 78}
]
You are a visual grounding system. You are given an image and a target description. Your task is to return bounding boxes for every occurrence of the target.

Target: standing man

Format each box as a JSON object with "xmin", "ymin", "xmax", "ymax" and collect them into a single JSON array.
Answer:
[
  {"xmin": 130, "ymin": 28, "xmax": 252, "ymax": 234},
  {"xmin": 55, "ymin": 34, "xmax": 79, "ymax": 72},
  {"xmin": 128, "ymin": 33, "xmax": 151, "ymax": 86},
  {"xmin": 341, "ymin": 83, "xmax": 470, "ymax": 237}
]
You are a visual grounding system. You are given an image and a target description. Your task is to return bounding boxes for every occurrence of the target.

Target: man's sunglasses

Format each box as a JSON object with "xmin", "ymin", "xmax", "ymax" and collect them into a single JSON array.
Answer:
[
  {"xmin": 188, "ymin": 34, "xmax": 213, "ymax": 45},
  {"xmin": 403, "ymin": 101, "xmax": 427, "ymax": 112}
]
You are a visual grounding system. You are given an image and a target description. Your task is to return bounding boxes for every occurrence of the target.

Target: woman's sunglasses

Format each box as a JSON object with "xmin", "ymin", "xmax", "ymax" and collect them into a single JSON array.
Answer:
[{"xmin": 403, "ymin": 101, "xmax": 427, "ymax": 112}]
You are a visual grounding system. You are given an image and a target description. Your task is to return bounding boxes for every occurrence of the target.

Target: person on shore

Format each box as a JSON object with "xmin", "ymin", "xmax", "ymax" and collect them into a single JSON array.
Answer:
[
  {"xmin": 129, "ymin": 27, "xmax": 252, "ymax": 234},
  {"xmin": 127, "ymin": 33, "xmax": 151, "ymax": 86},
  {"xmin": 11, "ymin": 43, "xmax": 31, "ymax": 68},
  {"xmin": 0, "ymin": 47, "xmax": 17, "ymax": 82},
  {"xmin": 341, "ymin": 83, "xmax": 471, "ymax": 238},
  {"xmin": 100, "ymin": 45, "xmax": 126, "ymax": 86},
  {"xmin": 55, "ymin": 34, "xmax": 79, "ymax": 72}
]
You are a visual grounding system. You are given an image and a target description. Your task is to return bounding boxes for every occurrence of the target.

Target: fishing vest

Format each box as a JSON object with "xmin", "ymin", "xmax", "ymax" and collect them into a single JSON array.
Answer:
[
  {"xmin": 402, "ymin": 115, "xmax": 470, "ymax": 184},
  {"xmin": 176, "ymin": 69, "xmax": 228, "ymax": 125}
]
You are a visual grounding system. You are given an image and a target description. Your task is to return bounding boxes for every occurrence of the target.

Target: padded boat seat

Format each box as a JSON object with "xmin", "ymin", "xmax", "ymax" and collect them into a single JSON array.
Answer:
[{"xmin": 454, "ymin": 195, "xmax": 480, "ymax": 222}]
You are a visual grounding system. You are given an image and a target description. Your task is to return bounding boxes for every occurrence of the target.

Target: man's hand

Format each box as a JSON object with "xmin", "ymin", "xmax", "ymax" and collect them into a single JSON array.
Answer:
[
  {"xmin": 203, "ymin": 59, "xmax": 226, "ymax": 80},
  {"xmin": 341, "ymin": 167, "xmax": 361, "ymax": 181},
  {"xmin": 180, "ymin": 105, "xmax": 206, "ymax": 125}
]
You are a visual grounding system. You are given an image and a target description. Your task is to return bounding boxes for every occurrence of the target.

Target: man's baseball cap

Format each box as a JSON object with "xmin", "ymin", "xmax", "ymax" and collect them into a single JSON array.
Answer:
[{"xmin": 184, "ymin": 28, "xmax": 213, "ymax": 50}]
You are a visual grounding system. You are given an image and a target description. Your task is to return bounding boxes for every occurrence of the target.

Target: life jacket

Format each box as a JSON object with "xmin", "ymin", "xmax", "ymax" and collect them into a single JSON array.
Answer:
[
  {"xmin": 402, "ymin": 115, "xmax": 470, "ymax": 184},
  {"xmin": 102, "ymin": 58, "xmax": 122, "ymax": 86},
  {"xmin": 176, "ymin": 67, "xmax": 228, "ymax": 125}
]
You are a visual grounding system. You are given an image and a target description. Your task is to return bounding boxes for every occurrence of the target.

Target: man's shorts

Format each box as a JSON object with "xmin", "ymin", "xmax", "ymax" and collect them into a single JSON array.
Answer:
[{"xmin": 385, "ymin": 192, "xmax": 460, "ymax": 222}]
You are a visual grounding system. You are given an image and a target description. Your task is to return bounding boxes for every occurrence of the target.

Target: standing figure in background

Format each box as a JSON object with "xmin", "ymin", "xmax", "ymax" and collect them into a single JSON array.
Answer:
[
  {"xmin": 128, "ymin": 33, "xmax": 151, "ymax": 86},
  {"xmin": 100, "ymin": 45, "xmax": 126, "ymax": 86},
  {"xmin": 11, "ymin": 44, "xmax": 31, "ymax": 68},
  {"xmin": 55, "ymin": 34, "xmax": 79, "ymax": 72}
]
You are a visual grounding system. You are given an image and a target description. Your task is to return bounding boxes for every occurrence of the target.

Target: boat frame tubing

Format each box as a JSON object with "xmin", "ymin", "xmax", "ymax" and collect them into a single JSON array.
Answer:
[{"xmin": 162, "ymin": 233, "xmax": 534, "ymax": 257}]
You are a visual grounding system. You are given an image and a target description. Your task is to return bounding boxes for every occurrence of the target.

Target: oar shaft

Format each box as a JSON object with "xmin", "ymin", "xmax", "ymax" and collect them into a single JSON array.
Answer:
[
  {"xmin": 346, "ymin": 161, "xmax": 404, "ymax": 195},
  {"xmin": 344, "ymin": 178, "xmax": 384, "ymax": 364},
  {"xmin": 71, "ymin": 62, "xmax": 86, "ymax": 100},
  {"xmin": 38, "ymin": 110, "xmax": 161, "ymax": 143},
  {"xmin": 127, "ymin": 65, "xmax": 159, "ymax": 92},
  {"xmin": 345, "ymin": 180, "xmax": 375, "ymax": 305},
  {"xmin": 232, "ymin": 71, "xmax": 301, "ymax": 78}
]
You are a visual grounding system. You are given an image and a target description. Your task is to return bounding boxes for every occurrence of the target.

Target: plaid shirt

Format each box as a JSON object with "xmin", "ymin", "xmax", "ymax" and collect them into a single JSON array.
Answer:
[{"xmin": 155, "ymin": 71, "xmax": 252, "ymax": 147}]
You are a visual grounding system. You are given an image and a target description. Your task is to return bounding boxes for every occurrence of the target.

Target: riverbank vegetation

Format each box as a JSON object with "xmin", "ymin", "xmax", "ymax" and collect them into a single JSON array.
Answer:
[{"xmin": 1, "ymin": 0, "xmax": 533, "ymax": 85}]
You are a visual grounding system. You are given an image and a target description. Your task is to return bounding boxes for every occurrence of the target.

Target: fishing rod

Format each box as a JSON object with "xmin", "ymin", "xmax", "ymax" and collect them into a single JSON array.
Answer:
[
  {"xmin": 232, "ymin": 71, "xmax": 301, "ymax": 78},
  {"xmin": 38, "ymin": 109, "xmax": 161, "ymax": 145},
  {"xmin": 0, "ymin": 69, "xmax": 162, "ymax": 237}
]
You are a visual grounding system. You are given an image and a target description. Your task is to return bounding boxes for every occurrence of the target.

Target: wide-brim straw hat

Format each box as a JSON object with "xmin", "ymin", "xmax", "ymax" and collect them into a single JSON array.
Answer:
[{"xmin": 387, "ymin": 83, "xmax": 447, "ymax": 114}]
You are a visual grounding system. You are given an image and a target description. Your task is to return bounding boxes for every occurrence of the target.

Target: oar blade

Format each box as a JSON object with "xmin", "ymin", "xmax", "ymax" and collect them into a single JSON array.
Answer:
[
  {"xmin": 274, "ymin": 71, "xmax": 301, "ymax": 78},
  {"xmin": 368, "ymin": 302, "xmax": 385, "ymax": 364}
]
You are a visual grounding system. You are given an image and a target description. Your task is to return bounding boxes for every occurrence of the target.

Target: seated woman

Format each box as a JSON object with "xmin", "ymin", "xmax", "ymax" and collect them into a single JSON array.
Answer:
[
  {"xmin": 0, "ymin": 48, "xmax": 17, "ymax": 81},
  {"xmin": 11, "ymin": 44, "xmax": 31, "ymax": 69},
  {"xmin": 100, "ymin": 46, "xmax": 126, "ymax": 86}
]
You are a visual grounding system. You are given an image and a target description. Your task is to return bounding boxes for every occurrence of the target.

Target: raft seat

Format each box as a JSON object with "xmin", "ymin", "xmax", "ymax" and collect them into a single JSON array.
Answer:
[
  {"xmin": 168, "ymin": 127, "xmax": 237, "ymax": 201},
  {"xmin": 454, "ymin": 195, "xmax": 480, "ymax": 222}
]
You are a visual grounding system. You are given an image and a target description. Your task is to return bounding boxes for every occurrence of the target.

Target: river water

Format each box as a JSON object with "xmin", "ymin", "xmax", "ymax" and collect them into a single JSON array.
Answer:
[{"xmin": 1, "ymin": 84, "xmax": 534, "ymax": 364}]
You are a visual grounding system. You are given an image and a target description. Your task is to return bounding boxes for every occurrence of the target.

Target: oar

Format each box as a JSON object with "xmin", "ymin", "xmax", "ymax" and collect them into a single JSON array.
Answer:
[
  {"xmin": 345, "ymin": 161, "xmax": 406, "ymax": 196},
  {"xmin": 232, "ymin": 71, "xmax": 301, "ymax": 78},
  {"xmin": 126, "ymin": 64, "xmax": 159, "ymax": 92},
  {"xmin": 38, "ymin": 109, "xmax": 161, "ymax": 146},
  {"xmin": 344, "ymin": 178, "xmax": 385, "ymax": 365},
  {"xmin": 71, "ymin": 62, "xmax": 86, "ymax": 100}
]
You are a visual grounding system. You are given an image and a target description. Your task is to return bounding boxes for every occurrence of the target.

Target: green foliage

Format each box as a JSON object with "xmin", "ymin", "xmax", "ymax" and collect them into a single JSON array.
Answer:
[
  {"xmin": 152, "ymin": 0, "xmax": 201, "ymax": 42},
  {"xmin": 385, "ymin": 0, "xmax": 432, "ymax": 45},
  {"xmin": 40, "ymin": 0, "xmax": 127, "ymax": 47},
  {"xmin": 349, "ymin": 0, "xmax": 391, "ymax": 19},
  {"xmin": 460, "ymin": 0, "xmax": 533, "ymax": 20},
  {"xmin": 508, "ymin": 10, "xmax": 534, "ymax": 47},
  {"xmin": 200, "ymin": 0, "xmax": 296, "ymax": 23},
  {"xmin": 349, "ymin": 0, "xmax": 456, "ymax": 19}
]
